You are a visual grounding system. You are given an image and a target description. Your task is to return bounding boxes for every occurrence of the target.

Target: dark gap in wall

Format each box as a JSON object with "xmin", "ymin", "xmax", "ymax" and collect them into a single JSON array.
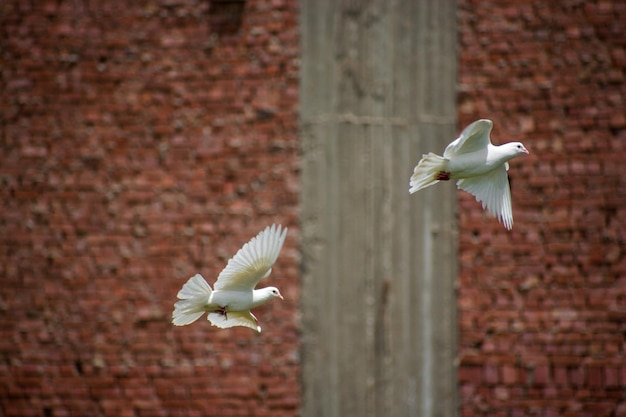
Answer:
[{"xmin": 208, "ymin": 0, "xmax": 246, "ymax": 34}]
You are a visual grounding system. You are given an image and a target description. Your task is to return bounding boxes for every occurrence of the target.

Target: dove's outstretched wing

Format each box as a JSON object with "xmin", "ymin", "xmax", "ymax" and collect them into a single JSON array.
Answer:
[
  {"xmin": 444, "ymin": 119, "xmax": 493, "ymax": 158},
  {"xmin": 207, "ymin": 311, "xmax": 261, "ymax": 332},
  {"xmin": 456, "ymin": 165, "xmax": 513, "ymax": 230},
  {"xmin": 213, "ymin": 224, "xmax": 288, "ymax": 292}
]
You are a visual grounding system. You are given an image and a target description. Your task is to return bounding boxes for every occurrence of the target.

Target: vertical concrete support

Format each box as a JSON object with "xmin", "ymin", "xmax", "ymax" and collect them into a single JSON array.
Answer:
[{"xmin": 300, "ymin": 1, "xmax": 458, "ymax": 416}]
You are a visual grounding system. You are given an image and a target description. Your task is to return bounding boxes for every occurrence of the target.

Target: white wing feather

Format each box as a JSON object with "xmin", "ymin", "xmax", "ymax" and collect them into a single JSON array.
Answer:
[
  {"xmin": 444, "ymin": 119, "xmax": 493, "ymax": 158},
  {"xmin": 456, "ymin": 165, "xmax": 513, "ymax": 230},
  {"xmin": 213, "ymin": 224, "xmax": 288, "ymax": 292},
  {"xmin": 207, "ymin": 311, "xmax": 261, "ymax": 332}
]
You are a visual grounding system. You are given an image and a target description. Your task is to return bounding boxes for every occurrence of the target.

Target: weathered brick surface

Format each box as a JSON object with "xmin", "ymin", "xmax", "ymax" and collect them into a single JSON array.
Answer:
[
  {"xmin": 458, "ymin": 1, "xmax": 626, "ymax": 416},
  {"xmin": 4, "ymin": 1, "xmax": 626, "ymax": 416},
  {"xmin": 1, "ymin": 1, "xmax": 299, "ymax": 416}
]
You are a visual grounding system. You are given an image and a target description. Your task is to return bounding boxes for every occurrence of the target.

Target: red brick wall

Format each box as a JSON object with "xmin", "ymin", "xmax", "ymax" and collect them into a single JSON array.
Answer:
[
  {"xmin": 4, "ymin": 1, "xmax": 626, "ymax": 416},
  {"xmin": 1, "ymin": 1, "xmax": 299, "ymax": 416},
  {"xmin": 457, "ymin": 2, "xmax": 626, "ymax": 416}
]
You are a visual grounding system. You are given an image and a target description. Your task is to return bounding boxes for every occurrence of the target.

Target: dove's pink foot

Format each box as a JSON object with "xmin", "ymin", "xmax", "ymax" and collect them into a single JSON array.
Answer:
[{"xmin": 436, "ymin": 171, "xmax": 451, "ymax": 181}]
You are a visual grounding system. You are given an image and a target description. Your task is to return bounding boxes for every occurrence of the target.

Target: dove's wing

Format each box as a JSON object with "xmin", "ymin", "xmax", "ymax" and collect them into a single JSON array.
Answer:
[
  {"xmin": 213, "ymin": 224, "xmax": 288, "ymax": 292},
  {"xmin": 456, "ymin": 164, "xmax": 513, "ymax": 230},
  {"xmin": 207, "ymin": 310, "xmax": 261, "ymax": 332},
  {"xmin": 444, "ymin": 119, "xmax": 493, "ymax": 158}
]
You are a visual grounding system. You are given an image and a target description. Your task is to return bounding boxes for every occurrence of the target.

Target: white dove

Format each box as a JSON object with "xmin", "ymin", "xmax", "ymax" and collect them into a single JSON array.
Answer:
[
  {"xmin": 172, "ymin": 224, "xmax": 288, "ymax": 332},
  {"xmin": 409, "ymin": 119, "xmax": 528, "ymax": 230}
]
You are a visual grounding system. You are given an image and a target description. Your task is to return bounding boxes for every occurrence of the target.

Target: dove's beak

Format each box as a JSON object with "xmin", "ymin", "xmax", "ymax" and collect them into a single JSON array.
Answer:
[
  {"xmin": 523, "ymin": 146, "xmax": 529, "ymax": 154},
  {"xmin": 278, "ymin": 294, "xmax": 284, "ymax": 300}
]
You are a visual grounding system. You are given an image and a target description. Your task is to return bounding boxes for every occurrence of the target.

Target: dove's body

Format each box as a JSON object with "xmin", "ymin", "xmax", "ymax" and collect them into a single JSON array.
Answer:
[
  {"xmin": 211, "ymin": 289, "xmax": 277, "ymax": 311},
  {"xmin": 188, "ymin": 287, "xmax": 278, "ymax": 313},
  {"xmin": 409, "ymin": 119, "xmax": 528, "ymax": 230},
  {"xmin": 172, "ymin": 224, "xmax": 287, "ymax": 332},
  {"xmin": 445, "ymin": 144, "xmax": 522, "ymax": 178}
]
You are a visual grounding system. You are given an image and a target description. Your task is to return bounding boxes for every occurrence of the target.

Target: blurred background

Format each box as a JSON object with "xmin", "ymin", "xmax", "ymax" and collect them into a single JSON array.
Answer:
[{"xmin": 1, "ymin": 1, "xmax": 624, "ymax": 417}]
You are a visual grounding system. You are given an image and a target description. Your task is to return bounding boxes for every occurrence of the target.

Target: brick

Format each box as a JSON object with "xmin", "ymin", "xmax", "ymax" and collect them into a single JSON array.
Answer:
[
  {"xmin": 553, "ymin": 366, "xmax": 568, "ymax": 386},
  {"xmin": 585, "ymin": 366, "xmax": 604, "ymax": 388},
  {"xmin": 501, "ymin": 364, "xmax": 518, "ymax": 385},
  {"xmin": 531, "ymin": 365, "xmax": 551, "ymax": 386},
  {"xmin": 459, "ymin": 365, "xmax": 483, "ymax": 383},
  {"xmin": 484, "ymin": 363, "xmax": 499, "ymax": 385}
]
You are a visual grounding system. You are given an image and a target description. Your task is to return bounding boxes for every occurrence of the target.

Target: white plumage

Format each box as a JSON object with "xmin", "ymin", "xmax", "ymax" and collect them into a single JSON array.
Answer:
[
  {"xmin": 409, "ymin": 119, "xmax": 528, "ymax": 230},
  {"xmin": 172, "ymin": 224, "xmax": 288, "ymax": 332}
]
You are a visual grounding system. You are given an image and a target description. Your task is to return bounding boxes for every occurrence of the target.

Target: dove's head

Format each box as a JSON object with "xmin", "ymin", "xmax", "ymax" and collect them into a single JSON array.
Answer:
[
  {"xmin": 509, "ymin": 142, "xmax": 529, "ymax": 156},
  {"xmin": 253, "ymin": 286, "xmax": 284, "ymax": 306},
  {"xmin": 499, "ymin": 141, "xmax": 529, "ymax": 161},
  {"xmin": 267, "ymin": 286, "xmax": 284, "ymax": 300}
]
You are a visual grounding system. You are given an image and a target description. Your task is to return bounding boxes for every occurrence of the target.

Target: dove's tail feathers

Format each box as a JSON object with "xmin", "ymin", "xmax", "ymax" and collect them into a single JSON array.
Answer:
[
  {"xmin": 176, "ymin": 273, "xmax": 212, "ymax": 299},
  {"xmin": 172, "ymin": 274, "xmax": 212, "ymax": 326},
  {"xmin": 172, "ymin": 300, "xmax": 206, "ymax": 326},
  {"xmin": 409, "ymin": 152, "xmax": 447, "ymax": 194}
]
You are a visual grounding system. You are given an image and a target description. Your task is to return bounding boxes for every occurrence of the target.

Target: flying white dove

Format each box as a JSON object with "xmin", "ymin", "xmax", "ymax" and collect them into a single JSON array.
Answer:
[
  {"xmin": 172, "ymin": 224, "xmax": 288, "ymax": 332},
  {"xmin": 409, "ymin": 119, "xmax": 528, "ymax": 230}
]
